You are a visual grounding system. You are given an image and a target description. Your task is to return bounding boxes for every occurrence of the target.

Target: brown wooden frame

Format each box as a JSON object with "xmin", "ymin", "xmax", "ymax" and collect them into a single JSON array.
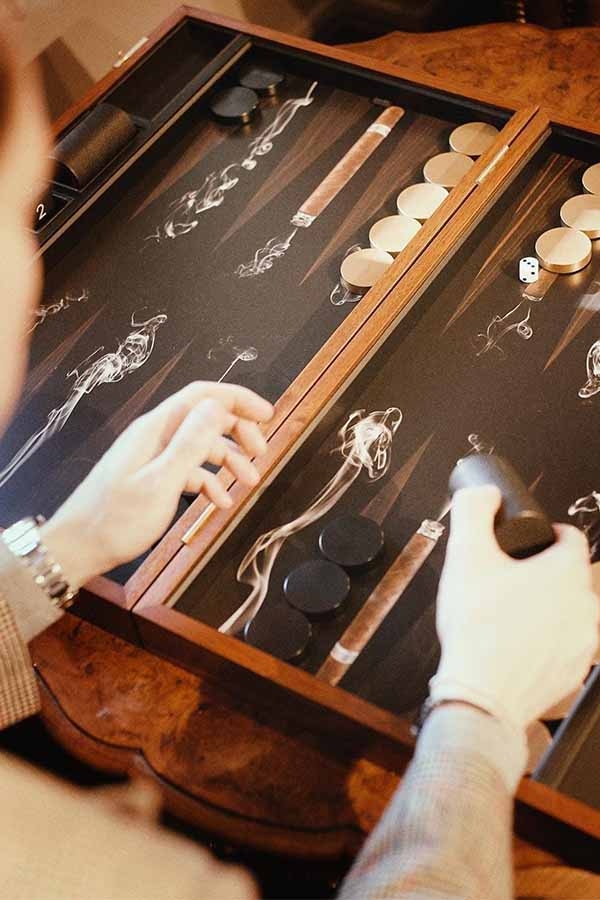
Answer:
[{"xmin": 43, "ymin": 5, "xmax": 600, "ymax": 849}]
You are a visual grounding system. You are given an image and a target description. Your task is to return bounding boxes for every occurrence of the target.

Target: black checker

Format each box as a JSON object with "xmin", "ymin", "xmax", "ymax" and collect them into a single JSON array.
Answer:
[
  {"xmin": 239, "ymin": 64, "xmax": 285, "ymax": 96},
  {"xmin": 283, "ymin": 559, "xmax": 350, "ymax": 618},
  {"xmin": 319, "ymin": 515, "xmax": 384, "ymax": 569},
  {"xmin": 244, "ymin": 604, "xmax": 311, "ymax": 662},
  {"xmin": 209, "ymin": 86, "xmax": 259, "ymax": 124}
]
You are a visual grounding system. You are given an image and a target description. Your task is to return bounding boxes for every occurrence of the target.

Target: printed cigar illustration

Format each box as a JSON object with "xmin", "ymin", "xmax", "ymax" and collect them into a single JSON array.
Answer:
[
  {"xmin": 316, "ymin": 519, "xmax": 445, "ymax": 686},
  {"xmin": 236, "ymin": 106, "xmax": 405, "ymax": 277}
]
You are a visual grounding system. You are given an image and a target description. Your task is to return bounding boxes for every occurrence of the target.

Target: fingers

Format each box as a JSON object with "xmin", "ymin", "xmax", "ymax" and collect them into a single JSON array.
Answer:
[
  {"xmin": 142, "ymin": 387, "xmax": 270, "ymax": 509},
  {"xmin": 214, "ymin": 414, "xmax": 268, "ymax": 459},
  {"xmin": 133, "ymin": 383, "xmax": 273, "ymax": 461},
  {"xmin": 448, "ymin": 485, "xmax": 503, "ymax": 556},
  {"xmin": 184, "ymin": 469, "xmax": 232, "ymax": 508},
  {"xmin": 186, "ymin": 382, "xmax": 274, "ymax": 422},
  {"xmin": 183, "ymin": 436, "xmax": 263, "ymax": 505},
  {"xmin": 117, "ymin": 382, "xmax": 273, "ymax": 467},
  {"xmin": 533, "ymin": 523, "xmax": 592, "ymax": 584},
  {"xmin": 542, "ymin": 683, "xmax": 584, "ymax": 720},
  {"xmin": 207, "ymin": 437, "xmax": 260, "ymax": 486},
  {"xmin": 165, "ymin": 405, "xmax": 266, "ymax": 483},
  {"xmin": 228, "ymin": 416, "xmax": 268, "ymax": 458},
  {"xmin": 550, "ymin": 522, "xmax": 590, "ymax": 562},
  {"xmin": 160, "ymin": 399, "xmax": 228, "ymax": 475},
  {"xmin": 155, "ymin": 382, "xmax": 273, "ymax": 436}
]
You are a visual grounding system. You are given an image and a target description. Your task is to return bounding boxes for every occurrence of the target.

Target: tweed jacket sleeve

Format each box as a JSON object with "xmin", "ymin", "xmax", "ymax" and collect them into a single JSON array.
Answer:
[
  {"xmin": 0, "ymin": 539, "xmax": 62, "ymax": 729},
  {"xmin": 339, "ymin": 704, "xmax": 528, "ymax": 900}
]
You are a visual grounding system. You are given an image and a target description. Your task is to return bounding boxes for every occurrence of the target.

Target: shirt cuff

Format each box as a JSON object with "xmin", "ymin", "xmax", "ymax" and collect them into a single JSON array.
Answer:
[
  {"xmin": 0, "ymin": 540, "xmax": 63, "ymax": 644},
  {"xmin": 420, "ymin": 703, "xmax": 528, "ymax": 793}
]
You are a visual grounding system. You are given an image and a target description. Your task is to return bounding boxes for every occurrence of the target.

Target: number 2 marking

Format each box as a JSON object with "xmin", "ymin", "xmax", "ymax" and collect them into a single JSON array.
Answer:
[{"xmin": 36, "ymin": 203, "xmax": 47, "ymax": 221}]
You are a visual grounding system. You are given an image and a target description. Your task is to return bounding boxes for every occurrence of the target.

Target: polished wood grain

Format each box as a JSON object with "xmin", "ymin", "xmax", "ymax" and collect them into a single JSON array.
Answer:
[
  {"xmin": 180, "ymin": 9, "xmax": 600, "ymax": 138},
  {"xmin": 53, "ymin": 9, "xmax": 600, "ymax": 647},
  {"xmin": 31, "ymin": 615, "xmax": 402, "ymax": 859},
  {"xmin": 134, "ymin": 602, "xmax": 416, "ymax": 773},
  {"xmin": 52, "ymin": 6, "xmax": 538, "ymax": 144},
  {"xmin": 50, "ymin": 9, "xmax": 186, "ymax": 138},
  {"xmin": 182, "ymin": 6, "xmax": 529, "ymax": 117},
  {"xmin": 345, "ymin": 23, "xmax": 600, "ymax": 130}
]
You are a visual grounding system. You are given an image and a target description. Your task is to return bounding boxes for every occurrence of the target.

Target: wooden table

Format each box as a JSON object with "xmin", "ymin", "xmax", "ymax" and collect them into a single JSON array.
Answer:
[
  {"xmin": 349, "ymin": 23, "xmax": 600, "ymax": 129},
  {"xmin": 31, "ymin": 22, "xmax": 600, "ymax": 898}
]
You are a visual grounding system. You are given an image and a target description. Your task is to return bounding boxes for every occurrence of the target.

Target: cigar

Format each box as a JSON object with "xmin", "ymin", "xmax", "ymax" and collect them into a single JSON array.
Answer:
[
  {"xmin": 316, "ymin": 518, "xmax": 444, "ymax": 686},
  {"xmin": 291, "ymin": 106, "xmax": 405, "ymax": 228}
]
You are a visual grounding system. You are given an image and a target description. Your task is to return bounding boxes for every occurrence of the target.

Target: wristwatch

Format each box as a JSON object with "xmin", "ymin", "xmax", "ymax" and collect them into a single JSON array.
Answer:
[
  {"xmin": 412, "ymin": 695, "xmax": 493, "ymax": 737},
  {"xmin": 1, "ymin": 516, "xmax": 77, "ymax": 610},
  {"xmin": 411, "ymin": 696, "xmax": 437, "ymax": 737}
]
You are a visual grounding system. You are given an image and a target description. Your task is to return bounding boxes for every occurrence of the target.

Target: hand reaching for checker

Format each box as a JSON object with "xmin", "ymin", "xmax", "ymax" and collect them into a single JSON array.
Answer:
[
  {"xmin": 431, "ymin": 485, "xmax": 600, "ymax": 737},
  {"xmin": 40, "ymin": 382, "xmax": 274, "ymax": 590}
]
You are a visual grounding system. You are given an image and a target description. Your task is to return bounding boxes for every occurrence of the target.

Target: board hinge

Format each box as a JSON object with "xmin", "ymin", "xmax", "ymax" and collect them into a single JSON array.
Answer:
[
  {"xmin": 113, "ymin": 36, "xmax": 149, "ymax": 68},
  {"xmin": 476, "ymin": 144, "xmax": 509, "ymax": 184},
  {"xmin": 182, "ymin": 503, "xmax": 217, "ymax": 545}
]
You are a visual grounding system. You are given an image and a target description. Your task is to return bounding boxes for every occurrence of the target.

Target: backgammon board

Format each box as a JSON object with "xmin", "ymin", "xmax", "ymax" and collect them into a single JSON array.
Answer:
[{"xmin": 14, "ymin": 6, "xmax": 600, "ymax": 847}]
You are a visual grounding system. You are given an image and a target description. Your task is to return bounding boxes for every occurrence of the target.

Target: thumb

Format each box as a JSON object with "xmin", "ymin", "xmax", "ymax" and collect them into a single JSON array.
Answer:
[
  {"xmin": 550, "ymin": 522, "xmax": 590, "ymax": 563},
  {"xmin": 158, "ymin": 398, "xmax": 227, "ymax": 476},
  {"xmin": 448, "ymin": 485, "xmax": 503, "ymax": 556}
]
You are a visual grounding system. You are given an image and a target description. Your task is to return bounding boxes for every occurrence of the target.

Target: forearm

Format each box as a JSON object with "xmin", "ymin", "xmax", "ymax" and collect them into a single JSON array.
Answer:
[{"xmin": 339, "ymin": 705, "xmax": 527, "ymax": 900}]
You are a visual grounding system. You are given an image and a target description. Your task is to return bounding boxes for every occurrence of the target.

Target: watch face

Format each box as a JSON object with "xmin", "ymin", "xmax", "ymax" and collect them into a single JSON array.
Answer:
[{"xmin": 4, "ymin": 517, "xmax": 39, "ymax": 556}]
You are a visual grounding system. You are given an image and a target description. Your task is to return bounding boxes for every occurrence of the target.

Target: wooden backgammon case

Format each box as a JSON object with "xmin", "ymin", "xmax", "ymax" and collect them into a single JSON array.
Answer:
[{"xmin": 19, "ymin": 5, "xmax": 600, "ymax": 853}]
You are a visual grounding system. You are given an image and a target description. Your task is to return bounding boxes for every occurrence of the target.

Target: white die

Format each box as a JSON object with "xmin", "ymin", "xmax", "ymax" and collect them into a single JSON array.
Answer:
[{"xmin": 519, "ymin": 256, "xmax": 539, "ymax": 284}]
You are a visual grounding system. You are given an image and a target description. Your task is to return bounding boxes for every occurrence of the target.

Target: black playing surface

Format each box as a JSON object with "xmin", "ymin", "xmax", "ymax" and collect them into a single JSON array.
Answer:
[
  {"xmin": 177, "ymin": 144, "xmax": 600, "ymax": 718},
  {"xmin": 1, "ymin": 52, "xmax": 467, "ymax": 582}
]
